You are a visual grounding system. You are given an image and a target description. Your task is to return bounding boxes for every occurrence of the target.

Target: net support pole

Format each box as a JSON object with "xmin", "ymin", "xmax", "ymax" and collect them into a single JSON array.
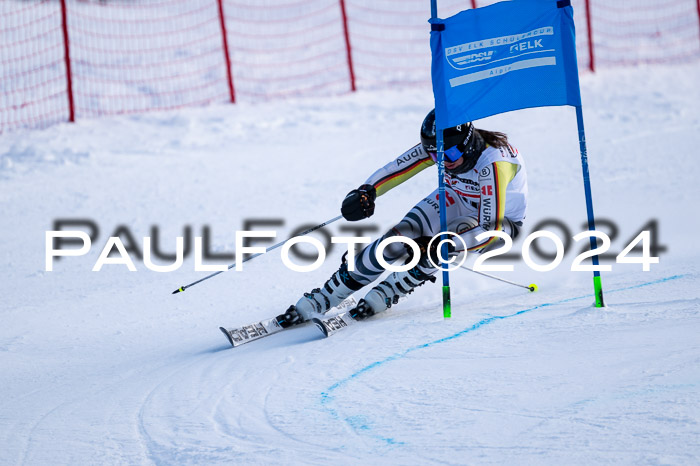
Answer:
[
  {"xmin": 216, "ymin": 0, "xmax": 236, "ymax": 103},
  {"xmin": 431, "ymin": 0, "xmax": 451, "ymax": 319},
  {"xmin": 576, "ymin": 105, "xmax": 605, "ymax": 307},
  {"xmin": 339, "ymin": 0, "xmax": 356, "ymax": 92},
  {"xmin": 584, "ymin": 0, "xmax": 595, "ymax": 72},
  {"xmin": 59, "ymin": 0, "xmax": 75, "ymax": 122},
  {"xmin": 696, "ymin": 0, "xmax": 700, "ymax": 47}
]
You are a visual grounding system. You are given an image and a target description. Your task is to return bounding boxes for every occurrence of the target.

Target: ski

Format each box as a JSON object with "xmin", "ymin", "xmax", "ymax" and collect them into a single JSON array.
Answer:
[
  {"xmin": 313, "ymin": 297, "xmax": 408, "ymax": 338},
  {"xmin": 312, "ymin": 311, "xmax": 360, "ymax": 338},
  {"xmin": 219, "ymin": 297, "xmax": 357, "ymax": 348},
  {"xmin": 219, "ymin": 316, "xmax": 286, "ymax": 348}
]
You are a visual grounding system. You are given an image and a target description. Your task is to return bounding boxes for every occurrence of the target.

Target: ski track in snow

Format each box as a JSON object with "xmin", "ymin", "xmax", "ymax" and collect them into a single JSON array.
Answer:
[{"xmin": 319, "ymin": 274, "xmax": 690, "ymax": 450}]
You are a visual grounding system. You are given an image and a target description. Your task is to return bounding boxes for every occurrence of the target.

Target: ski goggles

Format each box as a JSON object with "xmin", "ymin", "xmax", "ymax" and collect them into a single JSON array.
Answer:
[{"xmin": 428, "ymin": 145, "xmax": 464, "ymax": 163}]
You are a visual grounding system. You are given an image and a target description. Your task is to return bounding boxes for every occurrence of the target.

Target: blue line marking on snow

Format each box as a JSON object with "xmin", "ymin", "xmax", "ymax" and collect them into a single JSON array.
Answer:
[{"xmin": 320, "ymin": 274, "xmax": 688, "ymax": 446}]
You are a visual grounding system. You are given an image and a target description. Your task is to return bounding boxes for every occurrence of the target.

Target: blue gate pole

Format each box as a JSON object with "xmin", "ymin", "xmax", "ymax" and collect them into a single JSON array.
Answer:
[
  {"xmin": 576, "ymin": 105, "xmax": 605, "ymax": 307},
  {"xmin": 431, "ymin": 0, "xmax": 451, "ymax": 318},
  {"xmin": 437, "ymin": 128, "xmax": 451, "ymax": 318}
]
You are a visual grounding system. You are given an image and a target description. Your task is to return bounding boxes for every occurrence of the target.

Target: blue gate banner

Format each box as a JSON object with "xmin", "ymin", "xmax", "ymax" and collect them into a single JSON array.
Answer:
[{"xmin": 430, "ymin": 0, "xmax": 581, "ymax": 129}]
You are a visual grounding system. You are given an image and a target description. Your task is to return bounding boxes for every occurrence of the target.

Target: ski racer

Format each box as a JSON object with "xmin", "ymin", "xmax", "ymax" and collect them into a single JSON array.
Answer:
[{"xmin": 276, "ymin": 109, "xmax": 528, "ymax": 326}]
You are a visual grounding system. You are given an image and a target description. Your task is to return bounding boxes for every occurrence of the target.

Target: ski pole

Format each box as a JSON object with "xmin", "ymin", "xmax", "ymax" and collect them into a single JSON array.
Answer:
[
  {"xmin": 172, "ymin": 214, "xmax": 344, "ymax": 294},
  {"xmin": 460, "ymin": 264, "xmax": 538, "ymax": 292}
]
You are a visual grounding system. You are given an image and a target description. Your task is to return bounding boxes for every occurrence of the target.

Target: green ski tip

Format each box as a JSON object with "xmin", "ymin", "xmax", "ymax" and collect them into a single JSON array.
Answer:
[{"xmin": 172, "ymin": 286, "xmax": 185, "ymax": 294}]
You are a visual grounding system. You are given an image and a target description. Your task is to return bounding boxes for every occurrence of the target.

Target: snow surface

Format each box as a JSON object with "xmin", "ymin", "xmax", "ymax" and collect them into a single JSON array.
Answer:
[{"xmin": 1, "ymin": 62, "xmax": 700, "ymax": 464}]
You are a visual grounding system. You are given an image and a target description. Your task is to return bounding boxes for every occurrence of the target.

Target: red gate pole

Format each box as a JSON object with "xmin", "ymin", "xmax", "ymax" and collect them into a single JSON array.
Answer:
[
  {"xmin": 339, "ymin": 0, "xmax": 356, "ymax": 91},
  {"xmin": 216, "ymin": 0, "xmax": 236, "ymax": 103},
  {"xmin": 59, "ymin": 0, "xmax": 75, "ymax": 122},
  {"xmin": 696, "ymin": 0, "xmax": 700, "ymax": 48},
  {"xmin": 471, "ymin": 0, "xmax": 477, "ymax": 9},
  {"xmin": 584, "ymin": 0, "xmax": 595, "ymax": 72}
]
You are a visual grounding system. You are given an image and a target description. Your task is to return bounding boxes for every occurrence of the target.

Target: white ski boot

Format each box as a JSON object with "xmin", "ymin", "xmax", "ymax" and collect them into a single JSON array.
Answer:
[
  {"xmin": 277, "ymin": 263, "xmax": 364, "ymax": 327},
  {"xmin": 350, "ymin": 267, "xmax": 436, "ymax": 320}
]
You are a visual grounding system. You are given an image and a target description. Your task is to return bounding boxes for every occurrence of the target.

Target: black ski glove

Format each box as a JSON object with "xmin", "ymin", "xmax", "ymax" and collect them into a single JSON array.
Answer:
[{"xmin": 341, "ymin": 184, "xmax": 376, "ymax": 221}]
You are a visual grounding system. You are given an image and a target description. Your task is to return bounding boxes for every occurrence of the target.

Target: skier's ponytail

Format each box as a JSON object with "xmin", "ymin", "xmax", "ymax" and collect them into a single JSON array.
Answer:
[{"xmin": 476, "ymin": 129, "xmax": 508, "ymax": 149}]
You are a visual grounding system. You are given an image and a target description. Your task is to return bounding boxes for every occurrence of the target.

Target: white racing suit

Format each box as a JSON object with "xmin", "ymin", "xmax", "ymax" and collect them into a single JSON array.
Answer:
[
  {"xmin": 289, "ymin": 140, "xmax": 528, "ymax": 321},
  {"xmin": 349, "ymin": 142, "xmax": 528, "ymax": 285}
]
